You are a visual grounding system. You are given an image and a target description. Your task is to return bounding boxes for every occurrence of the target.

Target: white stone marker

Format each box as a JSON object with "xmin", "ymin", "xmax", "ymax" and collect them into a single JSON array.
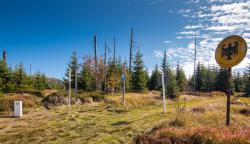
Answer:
[{"xmin": 14, "ymin": 101, "xmax": 23, "ymax": 117}]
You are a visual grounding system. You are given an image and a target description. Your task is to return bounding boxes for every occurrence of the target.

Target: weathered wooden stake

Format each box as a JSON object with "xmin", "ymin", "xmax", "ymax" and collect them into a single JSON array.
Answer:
[
  {"xmin": 68, "ymin": 68, "xmax": 71, "ymax": 116},
  {"xmin": 75, "ymin": 57, "xmax": 78, "ymax": 96},
  {"xmin": 94, "ymin": 35, "xmax": 98, "ymax": 90},
  {"xmin": 161, "ymin": 71, "xmax": 166, "ymax": 114},
  {"xmin": 122, "ymin": 64, "xmax": 126, "ymax": 104},
  {"xmin": 104, "ymin": 35, "xmax": 107, "ymax": 95}
]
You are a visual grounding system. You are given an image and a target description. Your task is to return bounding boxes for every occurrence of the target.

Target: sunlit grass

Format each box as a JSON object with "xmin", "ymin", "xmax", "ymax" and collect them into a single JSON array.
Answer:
[{"xmin": 0, "ymin": 92, "xmax": 249, "ymax": 144}]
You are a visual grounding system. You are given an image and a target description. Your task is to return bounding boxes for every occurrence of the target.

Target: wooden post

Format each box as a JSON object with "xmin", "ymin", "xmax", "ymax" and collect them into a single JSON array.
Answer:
[
  {"xmin": 75, "ymin": 57, "xmax": 78, "ymax": 95},
  {"xmin": 122, "ymin": 64, "xmax": 126, "ymax": 104},
  {"xmin": 94, "ymin": 35, "xmax": 98, "ymax": 90},
  {"xmin": 129, "ymin": 27, "xmax": 133, "ymax": 73},
  {"xmin": 68, "ymin": 68, "xmax": 71, "ymax": 116},
  {"xmin": 104, "ymin": 35, "xmax": 107, "ymax": 95},
  {"xmin": 162, "ymin": 71, "xmax": 166, "ymax": 114},
  {"xmin": 113, "ymin": 37, "xmax": 116, "ymax": 63},
  {"xmin": 162, "ymin": 51, "xmax": 167, "ymax": 114},
  {"xmin": 226, "ymin": 67, "xmax": 232, "ymax": 126}
]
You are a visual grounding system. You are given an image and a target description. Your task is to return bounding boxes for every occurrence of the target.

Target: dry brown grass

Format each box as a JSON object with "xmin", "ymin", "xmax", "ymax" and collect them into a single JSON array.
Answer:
[
  {"xmin": 0, "ymin": 94, "xmax": 40, "ymax": 115},
  {"xmin": 105, "ymin": 91, "xmax": 160, "ymax": 109}
]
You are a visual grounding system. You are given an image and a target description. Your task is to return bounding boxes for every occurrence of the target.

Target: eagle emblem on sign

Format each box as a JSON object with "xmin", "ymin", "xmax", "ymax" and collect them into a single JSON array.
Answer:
[{"xmin": 221, "ymin": 42, "xmax": 238, "ymax": 60}]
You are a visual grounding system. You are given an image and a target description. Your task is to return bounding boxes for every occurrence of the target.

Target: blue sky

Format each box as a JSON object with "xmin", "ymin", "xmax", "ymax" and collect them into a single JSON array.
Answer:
[{"xmin": 0, "ymin": 0, "xmax": 250, "ymax": 79}]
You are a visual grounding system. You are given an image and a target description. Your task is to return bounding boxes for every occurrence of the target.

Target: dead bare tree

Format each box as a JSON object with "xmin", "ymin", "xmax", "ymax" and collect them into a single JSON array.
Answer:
[{"xmin": 94, "ymin": 35, "xmax": 98, "ymax": 90}]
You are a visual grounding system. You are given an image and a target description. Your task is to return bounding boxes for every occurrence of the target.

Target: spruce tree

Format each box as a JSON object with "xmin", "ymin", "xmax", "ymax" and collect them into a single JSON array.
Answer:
[
  {"xmin": 131, "ymin": 50, "xmax": 147, "ymax": 92},
  {"xmin": 161, "ymin": 58, "xmax": 179, "ymax": 98},
  {"xmin": 79, "ymin": 55, "xmax": 95, "ymax": 91},
  {"xmin": 149, "ymin": 64, "xmax": 160, "ymax": 90},
  {"xmin": 166, "ymin": 65, "xmax": 179, "ymax": 98},
  {"xmin": 176, "ymin": 61, "xmax": 187, "ymax": 91},
  {"xmin": 205, "ymin": 65, "xmax": 218, "ymax": 92},
  {"xmin": 195, "ymin": 62, "xmax": 207, "ymax": 91},
  {"xmin": 244, "ymin": 64, "xmax": 250, "ymax": 97},
  {"xmin": 64, "ymin": 52, "xmax": 79, "ymax": 89},
  {"xmin": 33, "ymin": 71, "xmax": 46, "ymax": 90},
  {"xmin": 215, "ymin": 68, "xmax": 228, "ymax": 92},
  {"xmin": 0, "ymin": 60, "xmax": 14, "ymax": 92},
  {"xmin": 13, "ymin": 63, "xmax": 29, "ymax": 91},
  {"xmin": 233, "ymin": 72, "xmax": 244, "ymax": 92}
]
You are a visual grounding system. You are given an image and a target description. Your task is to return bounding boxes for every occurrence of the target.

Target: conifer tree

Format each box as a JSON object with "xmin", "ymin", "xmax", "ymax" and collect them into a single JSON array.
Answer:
[
  {"xmin": 149, "ymin": 64, "xmax": 160, "ymax": 90},
  {"xmin": 65, "ymin": 52, "xmax": 79, "ymax": 89},
  {"xmin": 13, "ymin": 63, "xmax": 29, "ymax": 91},
  {"xmin": 194, "ymin": 62, "xmax": 207, "ymax": 91},
  {"xmin": 33, "ymin": 71, "xmax": 47, "ymax": 90},
  {"xmin": 161, "ymin": 58, "xmax": 179, "ymax": 98},
  {"xmin": 244, "ymin": 64, "xmax": 250, "ymax": 97},
  {"xmin": 0, "ymin": 60, "xmax": 14, "ymax": 92},
  {"xmin": 233, "ymin": 72, "xmax": 244, "ymax": 92},
  {"xmin": 166, "ymin": 65, "xmax": 179, "ymax": 98},
  {"xmin": 215, "ymin": 68, "xmax": 228, "ymax": 92},
  {"xmin": 131, "ymin": 50, "xmax": 147, "ymax": 92},
  {"xmin": 79, "ymin": 55, "xmax": 95, "ymax": 91},
  {"xmin": 176, "ymin": 61, "xmax": 187, "ymax": 91}
]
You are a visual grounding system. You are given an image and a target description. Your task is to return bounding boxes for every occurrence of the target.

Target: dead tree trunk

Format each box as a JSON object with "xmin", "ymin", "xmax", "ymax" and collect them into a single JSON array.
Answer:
[
  {"xmin": 3, "ymin": 49, "xmax": 6, "ymax": 64},
  {"xmin": 94, "ymin": 35, "xmax": 98, "ymax": 90}
]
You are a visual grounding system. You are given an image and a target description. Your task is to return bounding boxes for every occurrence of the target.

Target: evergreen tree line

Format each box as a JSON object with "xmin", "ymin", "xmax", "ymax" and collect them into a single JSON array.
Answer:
[
  {"xmin": 189, "ymin": 62, "xmax": 250, "ymax": 97},
  {"xmin": 0, "ymin": 60, "xmax": 62, "ymax": 93},
  {"xmin": 66, "ymin": 49, "xmax": 189, "ymax": 97},
  {"xmin": 65, "ymin": 50, "xmax": 150, "ymax": 93},
  {"xmin": 148, "ymin": 59, "xmax": 187, "ymax": 98}
]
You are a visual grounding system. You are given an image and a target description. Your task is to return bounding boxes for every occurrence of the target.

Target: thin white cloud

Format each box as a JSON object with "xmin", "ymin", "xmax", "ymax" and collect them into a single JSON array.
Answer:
[
  {"xmin": 172, "ymin": 0, "xmax": 250, "ymax": 75},
  {"xmin": 164, "ymin": 41, "xmax": 171, "ymax": 44},
  {"xmin": 153, "ymin": 50, "xmax": 164, "ymax": 58},
  {"xmin": 184, "ymin": 24, "xmax": 203, "ymax": 29},
  {"xmin": 150, "ymin": 0, "xmax": 166, "ymax": 5}
]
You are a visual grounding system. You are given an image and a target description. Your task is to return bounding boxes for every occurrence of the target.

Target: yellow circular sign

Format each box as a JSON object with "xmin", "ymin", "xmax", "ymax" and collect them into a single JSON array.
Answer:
[{"xmin": 215, "ymin": 35, "xmax": 248, "ymax": 68}]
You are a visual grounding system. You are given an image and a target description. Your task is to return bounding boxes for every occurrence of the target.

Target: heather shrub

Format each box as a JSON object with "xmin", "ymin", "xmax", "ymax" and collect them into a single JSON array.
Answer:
[
  {"xmin": 169, "ymin": 117, "xmax": 185, "ymax": 127},
  {"xmin": 135, "ymin": 126, "xmax": 250, "ymax": 144},
  {"xmin": 238, "ymin": 107, "xmax": 250, "ymax": 116}
]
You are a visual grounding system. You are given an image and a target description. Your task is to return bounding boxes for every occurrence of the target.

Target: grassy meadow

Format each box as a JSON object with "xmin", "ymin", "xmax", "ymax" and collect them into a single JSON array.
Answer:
[{"xmin": 0, "ymin": 91, "xmax": 249, "ymax": 144}]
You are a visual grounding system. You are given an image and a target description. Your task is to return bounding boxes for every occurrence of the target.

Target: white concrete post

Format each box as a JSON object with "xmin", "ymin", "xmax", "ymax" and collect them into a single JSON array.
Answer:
[{"xmin": 14, "ymin": 101, "xmax": 23, "ymax": 117}]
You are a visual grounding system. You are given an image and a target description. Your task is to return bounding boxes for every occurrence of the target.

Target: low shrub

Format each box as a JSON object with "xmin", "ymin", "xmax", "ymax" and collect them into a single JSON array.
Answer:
[
  {"xmin": 135, "ymin": 126, "xmax": 250, "ymax": 144},
  {"xmin": 238, "ymin": 107, "xmax": 250, "ymax": 116},
  {"xmin": 191, "ymin": 106, "xmax": 206, "ymax": 113},
  {"xmin": 169, "ymin": 117, "xmax": 185, "ymax": 127},
  {"xmin": 78, "ymin": 91, "xmax": 104, "ymax": 102},
  {"xmin": 17, "ymin": 90, "xmax": 44, "ymax": 97}
]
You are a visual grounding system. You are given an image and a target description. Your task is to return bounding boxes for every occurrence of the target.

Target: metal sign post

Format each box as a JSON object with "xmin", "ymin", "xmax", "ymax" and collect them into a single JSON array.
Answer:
[
  {"xmin": 226, "ymin": 67, "xmax": 231, "ymax": 126},
  {"xmin": 215, "ymin": 35, "xmax": 247, "ymax": 126}
]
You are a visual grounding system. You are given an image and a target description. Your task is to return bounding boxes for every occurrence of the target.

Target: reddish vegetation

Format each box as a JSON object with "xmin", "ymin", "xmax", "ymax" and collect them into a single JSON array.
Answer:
[{"xmin": 135, "ymin": 126, "xmax": 250, "ymax": 144}]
